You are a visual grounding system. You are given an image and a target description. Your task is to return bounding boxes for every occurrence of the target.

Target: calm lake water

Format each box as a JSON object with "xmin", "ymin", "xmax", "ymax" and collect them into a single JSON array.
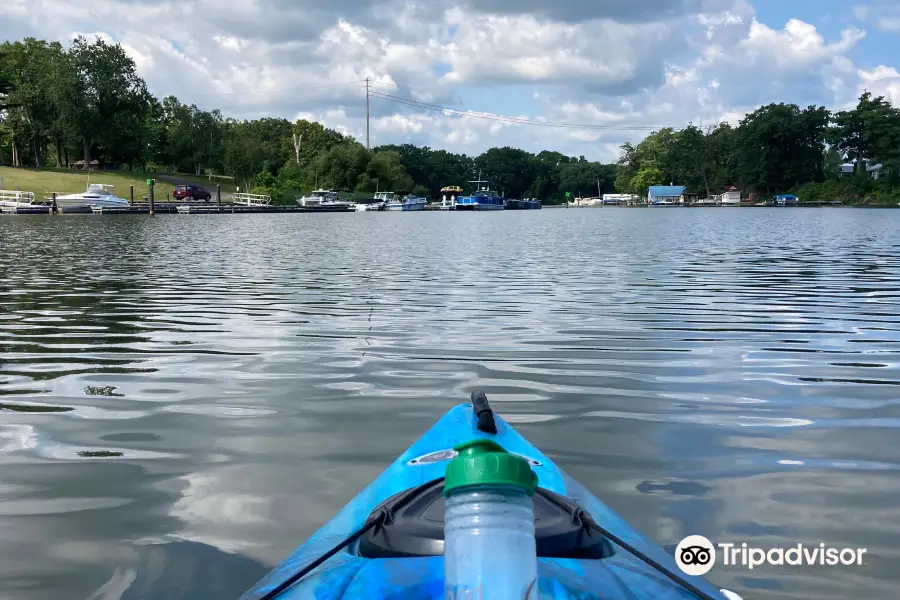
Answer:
[{"xmin": 1, "ymin": 208, "xmax": 899, "ymax": 600}]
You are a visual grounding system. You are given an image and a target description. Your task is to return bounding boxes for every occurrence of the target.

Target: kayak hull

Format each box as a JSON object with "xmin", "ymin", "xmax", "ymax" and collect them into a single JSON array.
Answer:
[{"xmin": 239, "ymin": 403, "xmax": 728, "ymax": 599}]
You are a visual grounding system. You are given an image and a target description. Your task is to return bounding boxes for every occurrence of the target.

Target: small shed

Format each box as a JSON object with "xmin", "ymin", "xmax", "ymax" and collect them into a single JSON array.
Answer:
[{"xmin": 720, "ymin": 186, "xmax": 742, "ymax": 205}]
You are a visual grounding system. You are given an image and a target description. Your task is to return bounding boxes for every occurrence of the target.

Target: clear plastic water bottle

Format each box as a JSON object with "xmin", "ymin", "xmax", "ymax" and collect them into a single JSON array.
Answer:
[{"xmin": 443, "ymin": 439, "xmax": 539, "ymax": 600}]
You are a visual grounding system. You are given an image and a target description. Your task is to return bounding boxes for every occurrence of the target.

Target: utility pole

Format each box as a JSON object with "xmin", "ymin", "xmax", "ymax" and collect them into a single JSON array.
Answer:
[{"xmin": 365, "ymin": 77, "xmax": 370, "ymax": 150}]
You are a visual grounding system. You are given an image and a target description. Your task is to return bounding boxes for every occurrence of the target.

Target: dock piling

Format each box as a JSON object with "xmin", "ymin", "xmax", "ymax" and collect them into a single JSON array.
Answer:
[
  {"xmin": 216, "ymin": 184, "xmax": 221, "ymax": 206},
  {"xmin": 130, "ymin": 185, "xmax": 134, "ymax": 205},
  {"xmin": 148, "ymin": 179, "xmax": 155, "ymax": 215}
]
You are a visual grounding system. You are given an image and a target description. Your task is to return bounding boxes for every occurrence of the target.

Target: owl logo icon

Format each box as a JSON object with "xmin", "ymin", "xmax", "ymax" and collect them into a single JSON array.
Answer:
[{"xmin": 675, "ymin": 535, "xmax": 716, "ymax": 576}]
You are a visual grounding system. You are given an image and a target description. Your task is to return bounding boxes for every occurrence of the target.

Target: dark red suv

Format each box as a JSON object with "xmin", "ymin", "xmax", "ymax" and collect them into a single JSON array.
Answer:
[{"xmin": 173, "ymin": 184, "xmax": 212, "ymax": 201}]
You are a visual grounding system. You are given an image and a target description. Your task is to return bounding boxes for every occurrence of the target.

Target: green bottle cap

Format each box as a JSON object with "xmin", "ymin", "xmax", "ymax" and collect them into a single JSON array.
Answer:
[{"xmin": 443, "ymin": 439, "xmax": 538, "ymax": 497}]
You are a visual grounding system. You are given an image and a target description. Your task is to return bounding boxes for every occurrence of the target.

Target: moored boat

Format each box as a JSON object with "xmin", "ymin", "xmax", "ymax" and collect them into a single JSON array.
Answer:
[
  {"xmin": 238, "ymin": 392, "xmax": 742, "ymax": 600},
  {"xmin": 295, "ymin": 189, "xmax": 356, "ymax": 212},
  {"xmin": 384, "ymin": 191, "xmax": 426, "ymax": 211},
  {"xmin": 505, "ymin": 197, "xmax": 542, "ymax": 209},
  {"xmin": 54, "ymin": 183, "xmax": 130, "ymax": 210},
  {"xmin": 456, "ymin": 176, "xmax": 504, "ymax": 211},
  {"xmin": 353, "ymin": 191, "xmax": 392, "ymax": 211}
]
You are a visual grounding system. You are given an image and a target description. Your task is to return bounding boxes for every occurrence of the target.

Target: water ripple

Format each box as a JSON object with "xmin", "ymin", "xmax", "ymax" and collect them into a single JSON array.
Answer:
[{"xmin": 0, "ymin": 209, "xmax": 899, "ymax": 599}]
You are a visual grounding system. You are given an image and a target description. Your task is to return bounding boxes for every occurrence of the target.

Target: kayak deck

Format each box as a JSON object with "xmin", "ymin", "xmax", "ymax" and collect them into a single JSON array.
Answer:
[{"xmin": 239, "ymin": 402, "xmax": 728, "ymax": 599}]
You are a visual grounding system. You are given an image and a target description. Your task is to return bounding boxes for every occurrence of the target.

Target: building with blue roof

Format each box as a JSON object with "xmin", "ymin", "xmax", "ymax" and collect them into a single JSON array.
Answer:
[{"xmin": 647, "ymin": 185, "xmax": 686, "ymax": 205}]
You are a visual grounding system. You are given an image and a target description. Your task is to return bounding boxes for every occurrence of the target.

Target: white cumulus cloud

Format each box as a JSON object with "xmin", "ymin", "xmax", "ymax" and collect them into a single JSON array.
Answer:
[{"xmin": 0, "ymin": 0, "xmax": 894, "ymax": 161}]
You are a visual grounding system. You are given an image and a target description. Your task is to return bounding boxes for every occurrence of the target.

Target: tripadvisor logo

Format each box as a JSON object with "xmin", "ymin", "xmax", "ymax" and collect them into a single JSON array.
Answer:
[
  {"xmin": 676, "ymin": 535, "xmax": 717, "ymax": 576},
  {"xmin": 674, "ymin": 535, "xmax": 868, "ymax": 575}
]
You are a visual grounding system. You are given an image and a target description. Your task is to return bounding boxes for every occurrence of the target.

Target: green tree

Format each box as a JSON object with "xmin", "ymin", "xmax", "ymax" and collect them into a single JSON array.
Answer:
[
  {"xmin": 0, "ymin": 50, "xmax": 15, "ymax": 110},
  {"xmin": 615, "ymin": 142, "xmax": 638, "ymax": 194},
  {"xmin": 356, "ymin": 149, "xmax": 414, "ymax": 192},
  {"xmin": 668, "ymin": 124, "xmax": 715, "ymax": 196},
  {"xmin": 0, "ymin": 39, "xmax": 73, "ymax": 167},
  {"xmin": 221, "ymin": 120, "xmax": 266, "ymax": 189},
  {"xmin": 292, "ymin": 119, "xmax": 347, "ymax": 167},
  {"xmin": 314, "ymin": 141, "xmax": 369, "ymax": 190},
  {"xmin": 829, "ymin": 92, "xmax": 899, "ymax": 173},
  {"xmin": 475, "ymin": 146, "xmax": 536, "ymax": 198},
  {"xmin": 558, "ymin": 160, "xmax": 615, "ymax": 197},
  {"xmin": 735, "ymin": 103, "xmax": 830, "ymax": 192},
  {"xmin": 66, "ymin": 35, "xmax": 150, "ymax": 167}
]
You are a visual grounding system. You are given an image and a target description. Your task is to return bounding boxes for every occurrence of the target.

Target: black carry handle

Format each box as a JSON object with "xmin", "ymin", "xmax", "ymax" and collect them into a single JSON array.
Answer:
[{"xmin": 471, "ymin": 390, "xmax": 497, "ymax": 434}]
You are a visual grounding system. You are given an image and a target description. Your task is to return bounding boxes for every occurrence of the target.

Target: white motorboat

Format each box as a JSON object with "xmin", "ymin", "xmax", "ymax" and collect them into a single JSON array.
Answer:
[
  {"xmin": 384, "ymin": 192, "xmax": 426, "ymax": 211},
  {"xmin": 54, "ymin": 184, "xmax": 130, "ymax": 209},
  {"xmin": 295, "ymin": 189, "xmax": 355, "ymax": 212},
  {"xmin": 353, "ymin": 191, "xmax": 394, "ymax": 211}
]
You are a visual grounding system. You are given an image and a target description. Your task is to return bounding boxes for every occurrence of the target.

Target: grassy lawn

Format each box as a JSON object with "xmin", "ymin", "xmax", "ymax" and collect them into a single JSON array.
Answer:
[{"xmin": 0, "ymin": 166, "xmax": 237, "ymax": 201}]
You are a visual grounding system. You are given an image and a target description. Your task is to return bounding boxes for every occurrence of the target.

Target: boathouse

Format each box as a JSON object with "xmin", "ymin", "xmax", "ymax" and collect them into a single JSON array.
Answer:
[{"xmin": 647, "ymin": 185, "xmax": 685, "ymax": 205}]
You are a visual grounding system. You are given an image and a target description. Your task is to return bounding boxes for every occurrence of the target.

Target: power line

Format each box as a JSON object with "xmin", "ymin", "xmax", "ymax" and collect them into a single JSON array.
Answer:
[
  {"xmin": 175, "ymin": 77, "xmax": 672, "ymax": 132},
  {"xmin": 212, "ymin": 86, "xmax": 369, "ymax": 110},
  {"xmin": 368, "ymin": 91, "xmax": 662, "ymax": 131},
  {"xmin": 183, "ymin": 79, "xmax": 368, "ymax": 97}
]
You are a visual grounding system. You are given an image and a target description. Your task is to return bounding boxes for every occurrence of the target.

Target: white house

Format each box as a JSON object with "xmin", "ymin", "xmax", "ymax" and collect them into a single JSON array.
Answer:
[
  {"xmin": 868, "ymin": 163, "xmax": 887, "ymax": 179},
  {"xmin": 838, "ymin": 162, "xmax": 888, "ymax": 179},
  {"xmin": 719, "ymin": 186, "xmax": 742, "ymax": 205}
]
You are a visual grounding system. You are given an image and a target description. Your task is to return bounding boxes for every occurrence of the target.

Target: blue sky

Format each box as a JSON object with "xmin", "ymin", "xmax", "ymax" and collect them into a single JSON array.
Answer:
[{"xmin": 450, "ymin": 0, "xmax": 899, "ymax": 126}]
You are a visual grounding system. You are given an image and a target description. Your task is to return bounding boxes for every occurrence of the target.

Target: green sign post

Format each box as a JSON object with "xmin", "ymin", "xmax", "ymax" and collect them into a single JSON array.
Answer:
[{"xmin": 147, "ymin": 179, "xmax": 155, "ymax": 215}]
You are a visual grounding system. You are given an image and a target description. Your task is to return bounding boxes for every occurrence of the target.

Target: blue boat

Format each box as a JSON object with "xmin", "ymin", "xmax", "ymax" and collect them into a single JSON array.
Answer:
[
  {"xmin": 239, "ymin": 392, "xmax": 741, "ymax": 600},
  {"xmin": 456, "ymin": 175, "xmax": 505, "ymax": 211}
]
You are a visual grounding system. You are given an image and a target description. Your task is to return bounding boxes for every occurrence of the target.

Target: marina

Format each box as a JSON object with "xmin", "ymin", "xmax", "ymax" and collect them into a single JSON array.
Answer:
[{"xmin": 1, "ymin": 179, "xmax": 895, "ymax": 216}]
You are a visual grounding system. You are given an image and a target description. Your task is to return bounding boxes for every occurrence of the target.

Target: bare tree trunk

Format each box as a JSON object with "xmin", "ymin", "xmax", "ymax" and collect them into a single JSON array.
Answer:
[
  {"xmin": 56, "ymin": 136, "xmax": 63, "ymax": 167},
  {"xmin": 64, "ymin": 146, "xmax": 69, "ymax": 168},
  {"xmin": 83, "ymin": 136, "xmax": 91, "ymax": 168},
  {"xmin": 11, "ymin": 139, "xmax": 19, "ymax": 167}
]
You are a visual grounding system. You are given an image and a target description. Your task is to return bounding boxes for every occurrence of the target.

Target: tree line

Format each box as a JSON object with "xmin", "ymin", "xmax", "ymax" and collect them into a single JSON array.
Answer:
[
  {"xmin": 615, "ymin": 94, "xmax": 900, "ymax": 204},
  {"xmin": 0, "ymin": 36, "xmax": 616, "ymax": 203},
  {"xmin": 2, "ymin": 36, "xmax": 900, "ymax": 205}
]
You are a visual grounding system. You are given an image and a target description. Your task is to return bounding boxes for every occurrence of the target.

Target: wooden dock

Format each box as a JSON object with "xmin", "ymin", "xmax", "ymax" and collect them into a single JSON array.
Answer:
[{"xmin": 1, "ymin": 202, "xmax": 361, "ymax": 215}]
